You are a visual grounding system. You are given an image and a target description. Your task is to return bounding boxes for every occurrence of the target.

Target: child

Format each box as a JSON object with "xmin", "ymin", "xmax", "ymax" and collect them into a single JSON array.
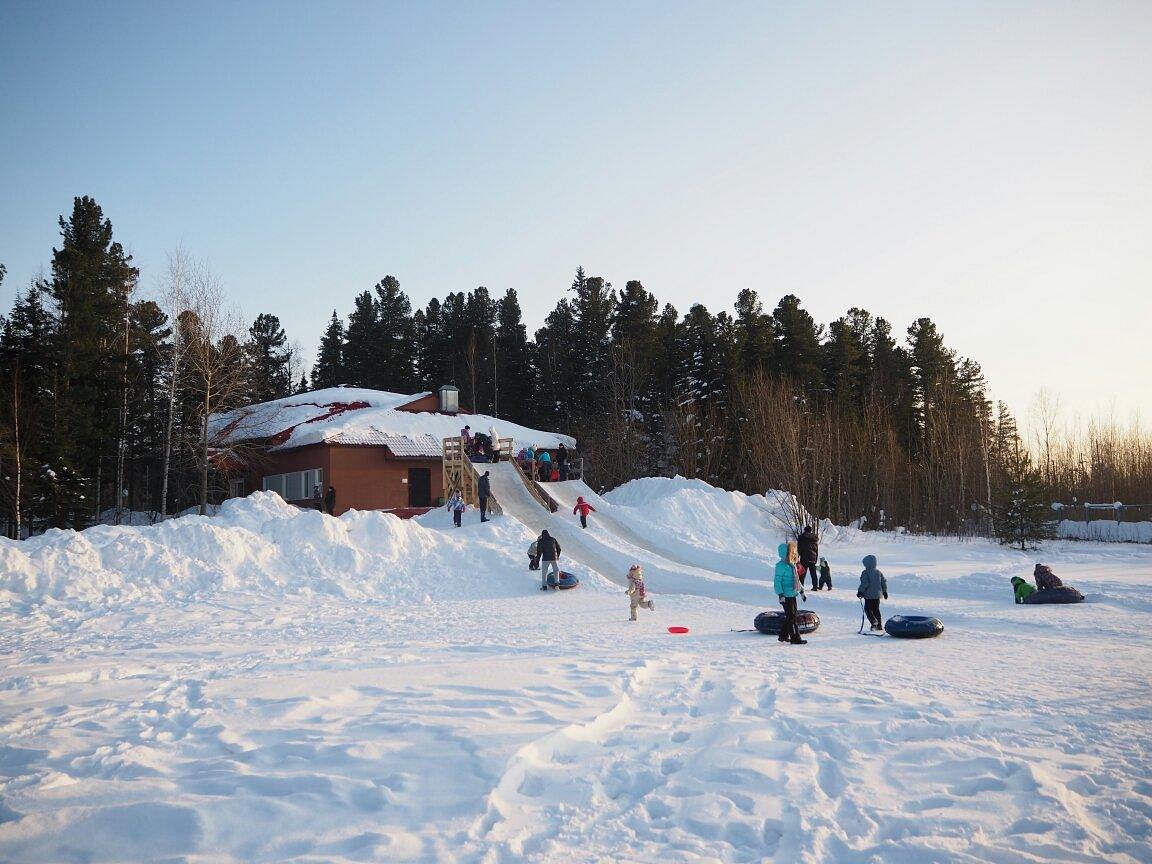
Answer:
[
  {"xmin": 774, "ymin": 542, "xmax": 807, "ymax": 644},
  {"xmin": 527, "ymin": 540, "xmax": 541, "ymax": 571},
  {"xmin": 818, "ymin": 558, "xmax": 832, "ymax": 591},
  {"xmin": 1033, "ymin": 564, "xmax": 1063, "ymax": 590},
  {"xmin": 1011, "ymin": 576, "xmax": 1037, "ymax": 604},
  {"xmin": 573, "ymin": 495, "xmax": 596, "ymax": 529},
  {"xmin": 856, "ymin": 554, "xmax": 888, "ymax": 631},
  {"xmin": 446, "ymin": 491, "xmax": 466, "ymax": 528},
  {"xmin": 626, "ymin": 564, "xmax": 655, "ymax": 621}
]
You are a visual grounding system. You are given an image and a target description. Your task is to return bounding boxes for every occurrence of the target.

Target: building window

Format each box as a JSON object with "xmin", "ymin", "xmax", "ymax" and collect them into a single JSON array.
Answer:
[{"xmin": 263, "ymin": 468, "xmax": 322, "ymax": 502}]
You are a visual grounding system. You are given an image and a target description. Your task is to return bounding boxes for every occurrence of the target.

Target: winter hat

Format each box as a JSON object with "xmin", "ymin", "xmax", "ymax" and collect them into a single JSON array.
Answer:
[
  {"xmin": 863, "ymin": 554, "xmax": 877, "ymax": 568},
  {"xmin": 628, "ymin": 564, "xmax": 643, "ymax": 576}
]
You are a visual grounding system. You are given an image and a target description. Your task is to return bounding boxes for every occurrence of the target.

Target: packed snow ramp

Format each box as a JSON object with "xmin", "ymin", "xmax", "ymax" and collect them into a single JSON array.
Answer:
[
  {"xmin": 545, "ymin": 479, "xmax": 777, "ymax": 581},
  {"xmin": 483, "ymin": 463, "xmax": 771, "ymax": 605}
]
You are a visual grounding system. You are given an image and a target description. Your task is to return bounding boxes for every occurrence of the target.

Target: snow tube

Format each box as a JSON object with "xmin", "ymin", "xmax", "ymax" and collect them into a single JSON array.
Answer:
[
  {"xmin": 547, "ymin": 571, "xmax": 580, "ymax": 590},
  {"xmin": 753, "ymin": 609, "xmax": 821, "ymax": 636},
  {"xmin": 883, "ymin": 615, "xmax": 944, "ymax": 639},
  {"xmin": 1022, "ymin": 586, "xmax": 1084, "ymax": 604}
]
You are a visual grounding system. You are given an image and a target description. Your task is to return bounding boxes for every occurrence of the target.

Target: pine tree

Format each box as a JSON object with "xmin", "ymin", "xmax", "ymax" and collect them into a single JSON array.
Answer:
[
  {"xmin": 568, "ymin": 267, "xmax": 615, "ymax": 418},
  {"xmin": 311, "ymin": 311, "xmax": 346, "ymax": 389},
  {"xmin": 47, "ymin": 196, "xmax": 139, "ymax": 527},
  {"xmin": 732, "ymin": 289, "xmax": 774, "ymax": 379},
  {"xmin": 532, "ymin": 299, "xmax": 578, "ymax": 430},
  {"xmin": 994, "ymin": 440, "xmax": 1055, "ymax": 550},
  {"xmin": 771, "ymin": 294, "xmax": 823, "ymax": 388},
  {"xmin": 343, "ymin": 291, "xmax": 378, "ymax": 388},
  {"xmin": 0, "ymin": 281, "xmax": 58, "ymax": 535},
  {"xmin": 373, "ymin": 275, "xmax": 416, "ymax": 393},
  {"xmin": 494, "ymin": 288, "xmax": 531, "ymax": 423},
  {"xmin": 245, "ymin": 313, "xmax": 292, "ymax": 403}
]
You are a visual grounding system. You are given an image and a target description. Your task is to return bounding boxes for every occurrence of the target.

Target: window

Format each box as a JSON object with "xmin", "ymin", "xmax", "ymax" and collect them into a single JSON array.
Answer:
[{"xmin": 263, "ymin": 468, "xmax": 322, "ymax": 502}]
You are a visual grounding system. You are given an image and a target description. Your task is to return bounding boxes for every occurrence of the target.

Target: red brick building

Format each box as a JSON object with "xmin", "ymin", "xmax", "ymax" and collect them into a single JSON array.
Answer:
[{"xmin": 213, "ymin": 386, "xmax": 574, "ymax": 515}]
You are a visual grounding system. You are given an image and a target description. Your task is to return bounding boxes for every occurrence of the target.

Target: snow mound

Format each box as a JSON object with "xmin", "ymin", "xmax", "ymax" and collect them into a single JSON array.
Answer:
[
  {"xmin": 0, "ymin": 492, "xmax": 534, "ymax": 608},
  {"xmin": 604, "ymin": 476, "xmax": 843, "ymax": 550}
]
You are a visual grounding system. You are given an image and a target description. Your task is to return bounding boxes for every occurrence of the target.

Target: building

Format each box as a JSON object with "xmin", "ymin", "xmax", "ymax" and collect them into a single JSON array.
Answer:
[{"xmin": 211, "ymin": 386, "xmax": 575, "ymax": 515}]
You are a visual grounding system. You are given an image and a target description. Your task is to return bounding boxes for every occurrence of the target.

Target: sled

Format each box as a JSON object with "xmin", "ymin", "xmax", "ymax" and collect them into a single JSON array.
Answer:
[{"xmin": 546, "ymin": 571, "xmax": 580, "ymax": 590}]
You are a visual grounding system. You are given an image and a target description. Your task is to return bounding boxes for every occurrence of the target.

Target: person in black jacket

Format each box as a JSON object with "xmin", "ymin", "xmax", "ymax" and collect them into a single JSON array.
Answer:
[
  {"xmin": 324, "ymin": 486, "xmax": 337, "ymax": 515},
  {"xmin": 478, "ymin": 471, "xmax": 491, "ymax": 522},
  {"xmin": 797, "ymin": 525, "xmax": 820, "ymax": 590},
  {"xmin": 537, "ymin": 529, "xmax": 561, "ymax": 590}
]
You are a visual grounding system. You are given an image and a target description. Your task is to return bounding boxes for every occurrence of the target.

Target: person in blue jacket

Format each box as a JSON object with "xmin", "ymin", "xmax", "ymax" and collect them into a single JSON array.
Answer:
[
  {"xmin": 857, "ymin": 554, "xmax": 889, "ymax": 631},
  {"xmin": 773, "ymin": 542, "xmax": 808, "ymax": 644}
]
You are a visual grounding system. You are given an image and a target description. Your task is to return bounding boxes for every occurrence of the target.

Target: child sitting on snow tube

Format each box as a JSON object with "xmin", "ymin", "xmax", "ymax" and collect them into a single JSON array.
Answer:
[{"xmin": 1033, "ymin": 563, "xmax": 1063, "ymax": 590}]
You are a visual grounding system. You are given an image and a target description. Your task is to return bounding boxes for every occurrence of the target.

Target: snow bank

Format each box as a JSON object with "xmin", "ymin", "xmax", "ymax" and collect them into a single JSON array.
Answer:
[
  {"xmin": 604, "ymin": 476, "xmax": 843, "ymax": 550},
  {"xmin": 0, "ymin": 492, "xmax": 534, "ymax": 607},
  {"xmin": 1058, "ymin": 518, "xmax": 1152, "ymax": 543}
]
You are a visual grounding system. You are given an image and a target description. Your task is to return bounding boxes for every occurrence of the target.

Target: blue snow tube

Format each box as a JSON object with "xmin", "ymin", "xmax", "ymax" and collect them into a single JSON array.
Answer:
[
  {"xmin": 754, "ymin": 609, "xmax": 821, "ymax": 635},
  {"xmin": 1022, "ymin": 586, "xmax": 1084, "ymax": 604},
  {"xmin": 547, "ymin": 571, "xmax": 580, "ymax": 590},
  {"xmin": 884, "ymin": 615, "xmax": 944, "ymax": 639}
]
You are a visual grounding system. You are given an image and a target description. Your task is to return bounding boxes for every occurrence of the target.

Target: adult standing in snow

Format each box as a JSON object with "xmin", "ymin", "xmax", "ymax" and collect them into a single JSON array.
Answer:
[
  {"xmin": 446, "ymin": 491, "xmax": 465, "ymax": 528},
  {"xmin": 774, "ymin": 542, "xmax": 808, "ymax": 644},
  {"xmin": 312, "ymin": 484, "xmax": 323, "ymax": 512},
  {"xmin": 478, "ymin": 471, "xmax": 491, "ymax": 522},
  {"xmin": 798, "ymin": 525, "xmax": 820, "ymax": 591},
  {"xmin": 857, "ymin": 554, "xmax": 888, "ymax": 631},
  {"xmin": 557, "ymin": 443, "xmax": 569, "ymax": 481},
  {"xmin": 324, "ymin": 486, "xmax": 337, "ymax": 516},
  {"xmin": 573, "ymin": 495, "xmax": 596, "ymax": 529},
  {"xmin": 537, "ymin": 529, "xmax": 561, "ymax": 590}
]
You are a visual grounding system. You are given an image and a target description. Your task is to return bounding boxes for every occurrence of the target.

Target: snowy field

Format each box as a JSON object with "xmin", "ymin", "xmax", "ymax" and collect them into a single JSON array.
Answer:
[{"xmin": 2, "ymin": 481, "xmax": 1151, "ymax": 863}]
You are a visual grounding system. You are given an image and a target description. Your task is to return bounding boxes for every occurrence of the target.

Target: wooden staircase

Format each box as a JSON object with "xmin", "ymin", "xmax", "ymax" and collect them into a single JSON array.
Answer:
[{"xmin": 441, "ymin": 436, "xmax": 557, "ymax": 515}]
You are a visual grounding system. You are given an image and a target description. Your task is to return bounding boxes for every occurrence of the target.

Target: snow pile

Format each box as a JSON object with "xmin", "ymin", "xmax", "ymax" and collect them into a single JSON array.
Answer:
[
  {"xmin": 0, "ymin": 492, "xmax": 550, "ymax": 608},
  {"xmin": 1058, "ymin": 518, "xmax": 1152, "ymax": 543},
  {"xmin": 605, "ymin": 476, "xmax": 842, "ymax": 550}
]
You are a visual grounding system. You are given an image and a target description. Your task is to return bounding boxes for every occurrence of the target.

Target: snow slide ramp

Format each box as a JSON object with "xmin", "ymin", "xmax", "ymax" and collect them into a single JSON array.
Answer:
[
  {"xmin": 483, "ymin": 463, "xmax": 767, "ymax": 605},
  {"xmin": 544, "ymin": 479, "xmax": 773, "ymax": 581}
]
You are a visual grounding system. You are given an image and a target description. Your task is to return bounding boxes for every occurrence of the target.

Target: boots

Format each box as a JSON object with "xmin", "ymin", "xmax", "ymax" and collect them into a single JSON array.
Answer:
[{"xmin": 789, "ymin": 637, "xmax": 808, "ymax": 645}]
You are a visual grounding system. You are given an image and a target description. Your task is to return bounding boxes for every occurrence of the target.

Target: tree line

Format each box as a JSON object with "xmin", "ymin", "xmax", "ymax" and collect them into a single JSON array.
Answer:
[{"xmin": 2, "ymin": 196, "xmax": 1148, "ymax": 540}]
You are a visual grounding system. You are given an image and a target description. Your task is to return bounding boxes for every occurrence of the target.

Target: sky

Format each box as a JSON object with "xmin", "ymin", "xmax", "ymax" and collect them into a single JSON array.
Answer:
[{"xmin": 1, "ymin": 0, "xmax": 1149, "ymax": 432}]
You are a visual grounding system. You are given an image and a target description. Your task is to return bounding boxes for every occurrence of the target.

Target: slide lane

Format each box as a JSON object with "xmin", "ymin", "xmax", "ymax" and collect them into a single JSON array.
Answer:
[
  {"xmin": 543, "ymin": 479, "xmax": 774, "ymax": 582},
  {"xmin": 483, "ymin": 463, "xmax": 769, "ymax": 606}
]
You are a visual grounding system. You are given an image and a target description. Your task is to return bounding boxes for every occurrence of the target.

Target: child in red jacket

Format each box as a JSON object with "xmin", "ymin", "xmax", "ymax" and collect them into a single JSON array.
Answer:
[{"xmin": 573, "ymin": 495, "xmax": 596, "ymax": 529}]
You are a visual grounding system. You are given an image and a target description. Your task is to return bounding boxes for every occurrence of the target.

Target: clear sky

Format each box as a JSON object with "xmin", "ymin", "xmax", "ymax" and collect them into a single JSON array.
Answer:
[{"xmin": 2, "ymin": 0, "xmax": 1149, "ymax": 430}]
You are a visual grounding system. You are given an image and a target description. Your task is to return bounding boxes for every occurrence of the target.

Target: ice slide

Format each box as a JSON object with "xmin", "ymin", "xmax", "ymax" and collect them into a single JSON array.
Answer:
[
  {"xmin": 543, "ymin": 479, "xmax": 776, "ymax": 582},
  {"xmin": 482, "ymin": 463, "xmax": 768, "ymax": 605}
]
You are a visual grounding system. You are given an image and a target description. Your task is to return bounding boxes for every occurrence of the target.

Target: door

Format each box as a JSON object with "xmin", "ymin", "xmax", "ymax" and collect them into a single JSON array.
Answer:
[{"xmin": 408, "ymin": 466, "xmax": 432, "ymax": 507}]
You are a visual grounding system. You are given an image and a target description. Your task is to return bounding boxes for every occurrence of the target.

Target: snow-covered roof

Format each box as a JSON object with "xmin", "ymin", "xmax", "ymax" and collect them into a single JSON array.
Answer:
[{"xmin": 210, "ymin": 387, "xmax": 576, "ymax": 454}]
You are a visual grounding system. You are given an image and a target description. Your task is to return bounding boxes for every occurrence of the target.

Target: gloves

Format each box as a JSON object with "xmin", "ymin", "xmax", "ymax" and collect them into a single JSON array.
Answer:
[
  {"xmin": 778, "ymin": 594, "xmax": 785, "ymax": 603},
  {"xmin": 800, "ymin": 591, "xmax": 807, "ymax": 602},
  {"xmin": 856, "ymin": 592, "xmax": 863, "ymax": 599},
  {"xmin": 883, "ymin": 593, "xmax": 888, "ymax": 600}
]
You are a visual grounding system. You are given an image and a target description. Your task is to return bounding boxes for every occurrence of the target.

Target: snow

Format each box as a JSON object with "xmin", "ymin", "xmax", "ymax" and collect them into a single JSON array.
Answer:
[
  {"xmin": 210, "ymin": 386, "xmax": 576, "ymax": 453},
  {"xmin": 2, "ymin": 481, "xmax": 1152, "ymax": 862},
  {"xmin": 1058, "ymin": 518, "xmax": 1152, "ymax": 544}
]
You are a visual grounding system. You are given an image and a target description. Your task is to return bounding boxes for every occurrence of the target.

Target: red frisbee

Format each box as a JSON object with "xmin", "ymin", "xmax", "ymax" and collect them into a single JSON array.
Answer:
[{"xmin": 667, "ymin": 626, "xmax": 690, "ymax": 634}]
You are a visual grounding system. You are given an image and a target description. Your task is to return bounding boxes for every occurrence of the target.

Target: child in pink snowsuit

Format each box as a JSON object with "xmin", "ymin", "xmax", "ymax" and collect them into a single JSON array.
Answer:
[
  {"xmin": 626, "ymin": 564, "xmax": 655, "ymax": 621},
  {"xmin": 573, "ymin": 496, "xmax": 597, "ymax": 529}
]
